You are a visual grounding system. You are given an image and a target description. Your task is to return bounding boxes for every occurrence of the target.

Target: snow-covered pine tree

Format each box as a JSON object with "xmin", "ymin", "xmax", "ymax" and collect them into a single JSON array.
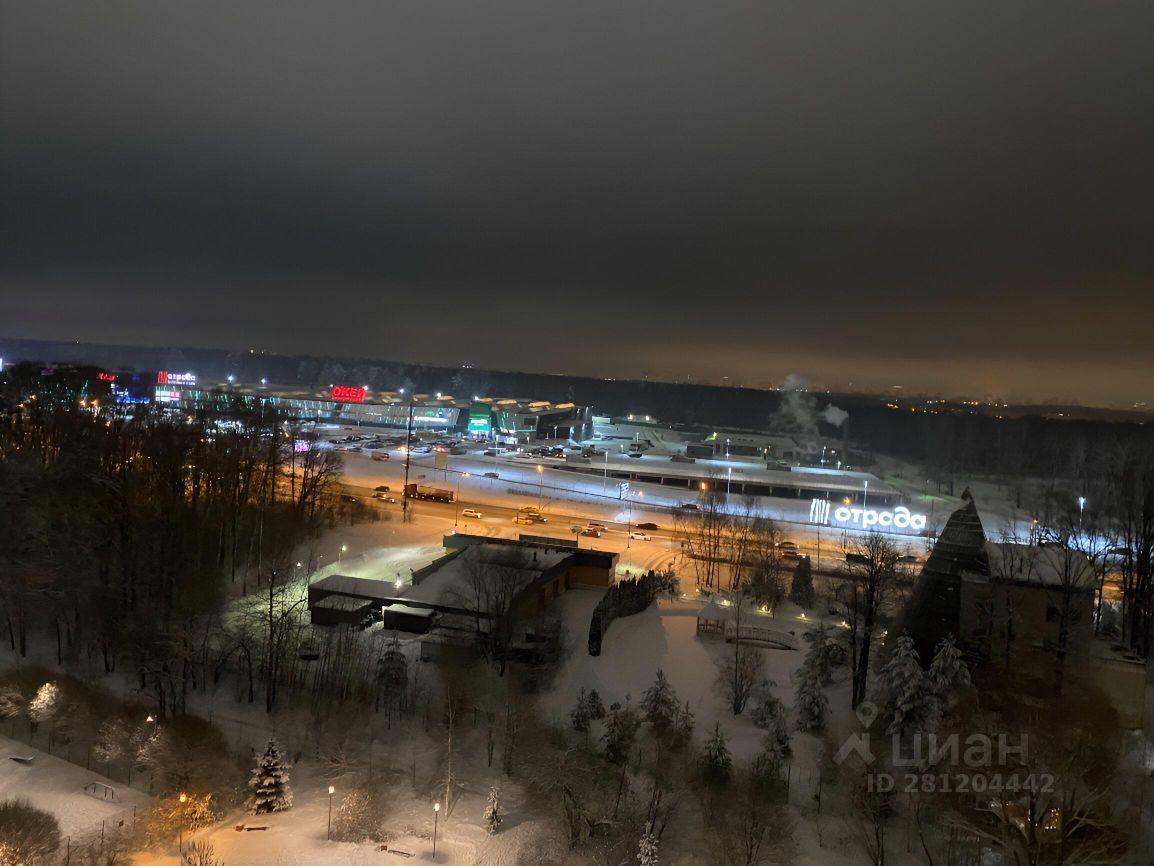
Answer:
[
  {"xmin": 669, "ymin": 700, "xmax": 695, "ymax": 752},
  {"xmin": 700, "ymin": 723, "xmax": 732, "ymax": 784},
  {"xmin": 483, "ymin": 786, "xmax": 502, "ymax": 835},
  {"xmin": 246, "ymin": 737, "xmax": 293, "ymax": 814},
  {"xmin": 602, "ymin": 702, "xmax": 640, "ymax": 764},
  {"xmin": 803, "ymin": 624, "xmax": 838, "ymax": 686},
  {"xmin": 928, "ymin": 636, "xmax": 971, "ymax": 697},
  {"xmin": 794, "ymin": 658, "xmax": 829, "ymax": 732},
  {"xmin": 877, "ymin": 635, "xmax": 932, "ymax": 735},
  {"xmin": 637, "ymin": 822, "xmax": 659, "ymax": 865},
  {"xmin": 639, "ymin": 669, "xmax": 680, "ymax": 734},
  {"xmin": 751, "ymin": 687, "xmax": 791, "ymax": 763},
  {"xmin": 789, "ymin": 557, "xmax": 816, "ymax": 609},
  {"xmin": 585, "ymin": 689, "xmax": 606, "ymax": 720},
  {"xmin": 570, "ymin": 688, "xmax": 591, "ymax": 732}
]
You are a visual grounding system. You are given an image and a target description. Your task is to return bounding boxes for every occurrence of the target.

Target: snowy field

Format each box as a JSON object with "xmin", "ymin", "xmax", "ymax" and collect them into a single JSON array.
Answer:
[{"xmin": 0, "ymin": 735, "xmax": 150, "ymax": 842}]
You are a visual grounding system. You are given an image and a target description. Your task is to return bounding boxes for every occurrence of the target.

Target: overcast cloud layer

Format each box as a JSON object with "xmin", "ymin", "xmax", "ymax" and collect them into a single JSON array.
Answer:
[{"xmin": 2, "ymin": 1, "xmax": 1152, "ymax": 404}]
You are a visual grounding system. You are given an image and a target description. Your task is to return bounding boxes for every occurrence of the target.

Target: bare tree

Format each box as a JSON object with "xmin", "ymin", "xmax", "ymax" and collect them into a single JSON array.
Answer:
[{"xmin": 845, "ymin": 532, "xmax": 900, "ymax": 707}]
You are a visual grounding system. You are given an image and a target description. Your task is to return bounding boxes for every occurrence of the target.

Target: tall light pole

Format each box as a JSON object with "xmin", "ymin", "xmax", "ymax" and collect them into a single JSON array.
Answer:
[
  {"xmin": 401, "ymin": 388, "xmax": 415, "ymax": 523},
  {"xmin": 1078, "ymin": 495, "xmax": 1086, "ymax": 528},
  {"xmin": 178, "ymin": 792, "xmax": 187, "ymax": 853},
  {"xmin": 327, "ymin": 786, "xmax": 335, "ymax": 840},
  {"xmin": 432, "ymin": 802, "xmax": 441, "ymax": 859},
  {"xmin": 536, "ymin": 463, "xmax": 544, "ymax": 510},
  {"xmin": 863, "ymin": 479, "xmax": 869, "ymax": 508},
  {"xmin": 454, "ymin": 473, "xmax": 469, "ymax": 527},
  {"xmin": 338, "ymin": 544, "xmax": 347, "ymax": 563}
]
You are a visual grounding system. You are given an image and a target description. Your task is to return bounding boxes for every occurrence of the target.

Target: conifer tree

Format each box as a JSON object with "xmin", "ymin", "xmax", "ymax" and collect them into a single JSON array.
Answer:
[
  {"xmin": 570, "ymin": 688, "xmax": 591, "ymax": 732},
  {"xmin": 483, "ymin": 786, "xmax": 502, "ymax": 835},
  {"xmin": 585, "ymin": 689, "xmax": 606, "ymax": 720},
  {"xmin": 794, "ymin": 659, "xmax": 829, "ymax": 732},
  {"xmin": 246, "ymin": 738, "xmax": 293, "ymax": 814},
  {"xmin": 789, "ymin": 557, "xmax": 816, "ymax": 609},
  {"xmin": 640, "ymin": 670, "xmax": 680, "ymax": 734},
  {"xmin": 876, "ymin": 635, "xmax": 932, "ymax": 735},
  {"xmin": 700, "ymin": 723, "xmax": 732, "ymax": 785}
]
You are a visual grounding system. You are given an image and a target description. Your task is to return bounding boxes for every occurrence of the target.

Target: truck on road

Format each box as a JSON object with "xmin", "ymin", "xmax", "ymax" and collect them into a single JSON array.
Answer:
[{"xmin": 404, "ymin": 483, "xmax": 455, "ymax": 503}]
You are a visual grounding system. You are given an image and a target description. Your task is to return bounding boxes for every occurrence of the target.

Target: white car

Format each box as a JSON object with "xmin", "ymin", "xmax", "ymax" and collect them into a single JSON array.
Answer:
[
  {"xmin": 628, "ymin": 531, "xmax": 651, "ymax": 541},
  {"xmin": 461, "ymin": 508, "xmax": 483, "ymax": 519}
]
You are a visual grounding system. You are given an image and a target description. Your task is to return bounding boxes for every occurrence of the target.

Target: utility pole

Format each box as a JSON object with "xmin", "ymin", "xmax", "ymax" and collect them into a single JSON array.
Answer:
[{"xmin": 402, "ymin": 388, "xmax": 415, "ymax": 522}]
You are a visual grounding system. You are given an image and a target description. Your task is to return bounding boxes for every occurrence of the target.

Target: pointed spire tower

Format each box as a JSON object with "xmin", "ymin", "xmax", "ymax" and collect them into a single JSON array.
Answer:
[{"xmin": 895, "ymin": 496, "xmax": 988, "ymax": 662}]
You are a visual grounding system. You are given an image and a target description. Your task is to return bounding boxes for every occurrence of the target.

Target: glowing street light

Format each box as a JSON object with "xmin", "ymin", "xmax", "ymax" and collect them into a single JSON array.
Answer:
[
  {"xmin": 178, "ymin": 792, "xmax": 188, "ymax": 852},
  {"xmin": 327, "ymin": 786, "xmax": 335, "ymax": 839},
  {"xmin": 432, "ymin": 802, "xmax": 441, "ymax": 859},
  {"xmin": 338, "ymin": 544, "xmax": 348, "ymax": 563}
]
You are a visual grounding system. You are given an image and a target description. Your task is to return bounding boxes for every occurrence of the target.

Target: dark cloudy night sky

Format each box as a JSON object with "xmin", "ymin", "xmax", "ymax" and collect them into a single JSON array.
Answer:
[{"xmin": 2, "ymin": 1, "xmax": 1152, "ymax": 405}]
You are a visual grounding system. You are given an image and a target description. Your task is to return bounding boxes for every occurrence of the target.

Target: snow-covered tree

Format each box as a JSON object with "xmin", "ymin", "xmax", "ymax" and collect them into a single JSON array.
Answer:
[
  {"xmin": 0, "ymin": 798, "xmax": 61, "ymax": 864},
  {"xmin": 700, "ymin": 723, "xmax": 732, "ymax": 785},
  {"xmin": 585, "ymin": 689, "xmax": 606, "ymax": 720},
  {"xmin": 246, "ymin": 738, "xmax": 293, "ymax": 814},
  {"xmin": 0, "ymin": 685, "xmax": 23, "ymax": 721},
  {"xmin": 602, "ymin": 702, "xmax": 640, "ymax": 764},
  {"xmin": 93, "ymin": 718, "xmax": 131, "ymax": 763},
  {"xmin": 640, "ymin": 670, "xmax": 680, "ymax": 734},
  {"xmin": 928, "ymin": 636, "xmax": 971, "ymax": 698},
  {"xmin": 669, "ymin": 700, "xmax": 695, "ymax": 752},
  {"xmin": 483, "ymin": 786, "xmax": 502, "ymax": 835},
  {"xmin": 789, "ymin": 557, "xmax": 816, "ymax": 609},
  {"xmin": 794, "ymin": 660, "xmax": 829, "ymax": 732},
  {"xmin": 750, "ymin": 686, "xmax": 790, "ymax": 763},
  {"xmin": 876, "ymin": 635, "xmax": 933, "ymax": 735},
  {"xmin": 27, "ymin": 682, "xmax": 61, "ymax": 732},
  {"xmin": 637, "ymin": 822, "xmax": 659, "ymax": 865},
  {"xmin": 570, "ymin": 688, "xmax": 591, "ymax": 732}
]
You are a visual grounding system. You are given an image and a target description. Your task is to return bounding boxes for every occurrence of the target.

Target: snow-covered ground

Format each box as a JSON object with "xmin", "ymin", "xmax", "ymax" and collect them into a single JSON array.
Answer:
[{"xmin": 0, "ymin": 734, "xmax": 151, "ymax": 842}]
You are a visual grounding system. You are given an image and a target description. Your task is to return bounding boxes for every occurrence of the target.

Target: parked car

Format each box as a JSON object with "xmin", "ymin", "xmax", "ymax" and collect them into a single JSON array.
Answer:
[
  {"xmin": 461, "ymin": 508, "xmax": 483, "ymax": 519},
  {"xmin": 374, "ymin": 485, "xmax": 390, "ymax": 492},
  {"xmin": 581, "ymin": 528, "xmax": 603, "ymax": 538},
  {"xmin": 371, "ymin": 452, "xmax": 390, "ymax": 461},
  {"xmin": 680, "ymin": 503, "xmax": 699, "ymax": 511},
  {"xmin": 627, "ymin": 452, "xmax": 643, "ymax": 458},
  {"xmin": 636, "ymin": 522, "xmax": 659, "ymax": 531},
  {"xmin": 629, "ymin": 531, "xmax": 651, "ymax": 541},
  {"xmin": 483, "ymin": 471, "xmax": 500, "ymax": 479},
  {"xmin": 483, "ymin": 449, "xmax": 499, "ymax": 456}
]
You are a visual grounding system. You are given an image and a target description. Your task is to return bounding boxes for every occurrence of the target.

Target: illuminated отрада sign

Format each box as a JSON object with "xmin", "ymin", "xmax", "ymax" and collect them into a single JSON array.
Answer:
[
  {"xmin": 157, "ymin": 371, "xmax": 196, "ymax": 385},
  {"xmin": 331, "ymin": 385, "xmax": 367, "ymax": 403},
  {"xmin": 810, "ymin": 498, "xmax": 927, "ymax": 532}
]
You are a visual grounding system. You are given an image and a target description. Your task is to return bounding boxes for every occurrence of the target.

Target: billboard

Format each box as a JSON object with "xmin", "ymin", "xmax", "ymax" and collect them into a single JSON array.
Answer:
[
  {"xmin": 468, "ymin": 403, "xmax": 492, "ymax": 434},
  {"xmin": 157, "ymin": 371, "xmax": 196, "ymax": 385},
  {"xmin": 331, "ymin": 385, "xmax": 367, "ymax": 403}
]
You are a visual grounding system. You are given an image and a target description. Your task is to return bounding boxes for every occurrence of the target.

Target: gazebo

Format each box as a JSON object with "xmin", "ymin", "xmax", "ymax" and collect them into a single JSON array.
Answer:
[{"xmin": 696, "ymin": 600, "xmax": 732, "ymax": 635}]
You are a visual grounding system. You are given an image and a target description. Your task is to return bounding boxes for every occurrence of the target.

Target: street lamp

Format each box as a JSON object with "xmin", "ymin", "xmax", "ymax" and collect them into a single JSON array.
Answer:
[
  {"xmin": 327, "ymin": 786, "xmax": 335, "ymax": 839},
  {"xmin": 536, "ymin": 463, "xmax": 544, "ymax": 509},
  {"xmin": 432, "ymin": 802, "xmax": 441, "ymax": 859},
  {"xmin": 1078, "ymin": 496, "xmax": 1086, "ymax": 527},
  {"xmin": 863, "ymin": 479, "xmax": 869, "ymax": 508},
  {"xmin": 454, "ymin": 473, "xmax": 469, "ymax": 527},
  {"xmin": 338, "ymin": 544, "xmax": 347, "ymax": 563},
  {"xmin": 178, "ymin": 792, "xmax": 188, "ymax": 852}
]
